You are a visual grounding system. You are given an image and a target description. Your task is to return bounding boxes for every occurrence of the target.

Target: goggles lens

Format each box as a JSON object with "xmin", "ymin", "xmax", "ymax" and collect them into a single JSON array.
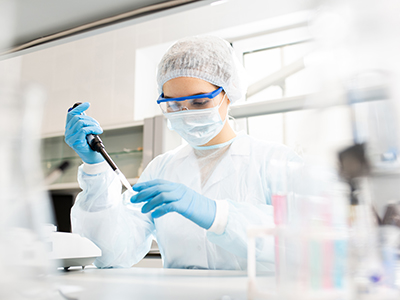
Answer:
[{"xmin": 157, "ymin": 87, "xmax": 224, "ymax": 113}]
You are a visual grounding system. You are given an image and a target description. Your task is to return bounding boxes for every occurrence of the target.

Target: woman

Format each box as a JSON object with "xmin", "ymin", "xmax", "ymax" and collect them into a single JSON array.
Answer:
[{"xmin": 65, "ymin": 36, "xmax": 300, "ymax": 271}]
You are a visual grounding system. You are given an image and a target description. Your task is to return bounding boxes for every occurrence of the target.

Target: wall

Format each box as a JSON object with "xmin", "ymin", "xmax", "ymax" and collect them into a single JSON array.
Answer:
[
  {"xmin": 20, "ymin": 29, "xmax": 138, "ymax": 136},
  {"xmin": 4, "ymin": 0, "xmax": 316, "ymax": 136},
  {"xmin": 0, "ymin": 56, "xmax": 21, "ymax": 82}
]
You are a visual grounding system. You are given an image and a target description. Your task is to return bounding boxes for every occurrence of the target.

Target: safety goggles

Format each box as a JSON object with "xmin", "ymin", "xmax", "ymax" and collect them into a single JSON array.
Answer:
[{"xmin": 157, "ymin": 87, "xmax": 224, "ymax": 113}]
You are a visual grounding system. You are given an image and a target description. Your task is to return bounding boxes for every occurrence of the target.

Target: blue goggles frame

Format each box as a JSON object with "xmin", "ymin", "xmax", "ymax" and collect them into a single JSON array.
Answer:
[{"xmin": 157, "ymin": 87, "xmax": 223, "ymax": 104}]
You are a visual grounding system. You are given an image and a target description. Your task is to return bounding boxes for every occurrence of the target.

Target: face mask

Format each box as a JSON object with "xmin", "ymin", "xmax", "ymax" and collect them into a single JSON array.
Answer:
[{"xmin": 165, "ymin": 95, "xmax": 228, "ymax": 146}]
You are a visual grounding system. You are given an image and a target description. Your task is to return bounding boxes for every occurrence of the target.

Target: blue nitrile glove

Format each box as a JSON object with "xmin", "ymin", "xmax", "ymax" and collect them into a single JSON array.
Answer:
[
  {"xmin": 131, "ymin": 179, "xmax": 216, "ymax": 230},
  {"xmin": 65, "ymin": 102, "xmax": 104, "ymax": 164}
]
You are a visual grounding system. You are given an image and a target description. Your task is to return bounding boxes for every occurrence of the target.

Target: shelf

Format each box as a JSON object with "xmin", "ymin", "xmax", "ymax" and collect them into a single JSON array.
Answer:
[
  {"xmin": 48, "ymin": 177, "xmax": 139, "ymax": 191},
  {"xmin": 42, "ymin": 149, "xmax": 143, "ymax": 164},
  {"xmin": 42, "ymin": 121, "xmax": 144, "ymax": 192},
  {"xmin": 47, "ymin": 182, "xmax": 81, "ymax": 191},
  {"xmin": 42, "ymin": 120, "xmax": 145, "ymax": 139},
  {"xmin": 370, "ymin": 166, "xmax": 400, "ymax": 176}
]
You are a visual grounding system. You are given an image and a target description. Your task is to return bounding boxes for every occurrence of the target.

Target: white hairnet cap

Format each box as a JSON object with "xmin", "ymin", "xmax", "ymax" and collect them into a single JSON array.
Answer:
[{"xmin": 157, "ymin": 36, "xmax": 248, "ymax": 104}]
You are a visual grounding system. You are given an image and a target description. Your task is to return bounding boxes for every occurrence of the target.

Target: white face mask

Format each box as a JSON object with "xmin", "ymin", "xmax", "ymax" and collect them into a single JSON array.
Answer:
[{"xmin": 165, "ymin": 95, "xmax": 228, "ymax": 146}]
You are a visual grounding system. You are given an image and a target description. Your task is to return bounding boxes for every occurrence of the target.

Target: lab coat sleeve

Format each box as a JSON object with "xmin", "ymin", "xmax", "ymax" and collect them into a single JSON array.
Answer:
[{"xmin": 71, "ymin": 162, "xmax": 155, "ymax": 268}]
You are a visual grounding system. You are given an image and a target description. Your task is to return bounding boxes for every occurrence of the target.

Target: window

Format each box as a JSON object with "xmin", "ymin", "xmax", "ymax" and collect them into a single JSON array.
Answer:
[
  {"xmin": 231, "ymin": 28, "xmax": 353, "ymax": 162},
  {"xmin": 243, "ymin": 40, "xmax": 315, "ymax": 103}
]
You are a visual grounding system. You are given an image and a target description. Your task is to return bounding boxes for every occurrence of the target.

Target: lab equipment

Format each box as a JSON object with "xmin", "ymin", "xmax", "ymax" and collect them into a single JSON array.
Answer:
[
  {"xmin": 163, "ymin": 94, "xmax": 228, "ymax": 146},
  {"xmin": 157, "ymin": 86, "xmax": 224, "ymax": 113},
  {"xmin": 66, "ymin": 102, "xmax": 134, "ymax": 194},
  {"xmin": 248, "ymin": 224, "xmax": 349, "ymax": 300},
  {"xmin": 71, "ymin": 131, "xmax": 299, "ymax": 269},
  {"xmin": 382, "ymin": 203, "xmax": 400, "ymax": 228},
  {"xmin": 157, "ymin": 36, "xmax": 248, "ymax": 104},
  {"xmin": 43, "ymin": 160, "xmax": 70, "ymax": 186},
  {"xmin": 266, "ymin": 0, "xmax": 400, "ymax": 298},
  {"xmin": 272, "ymin": 194, "xmax": 286, "ymax": 286},
  {"xmin": 0, "ymin": 82, "xmax": 62, "ymax": 299},
  {"xmin": 48, "ymin": 230, "xmax": 102, "ymax": 270},
  {"xmin": 248, "ymin": 164, "xmax": 349, "ymax": 300},
  {"xmin": 131, "ymin": 179, "xmax": 217, "ymax": 229},
  {"xmin": 336, "ymin": 28, "xmax": 400, "ymax": 300},
  {"xmin": 65, "ymin": 103, "xmax": 104, "ymax": 164}
]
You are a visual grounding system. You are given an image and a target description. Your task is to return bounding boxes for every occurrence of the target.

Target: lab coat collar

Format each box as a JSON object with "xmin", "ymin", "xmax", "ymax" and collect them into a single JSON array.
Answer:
[
  {"xmin": 171, "ymin": 143, "xmax": 193, "ymax": 162},
  {"xmin": 201, "ymin": 154, "xmax": 235, "ymax": 192},
  {"xmin": 175, "ymin": 146, "xmax": 201, "ymax": 191},
  {"xmin": 172, "ymin": 131, "xmax": 249, "ymax": 161},
  {"xmin": 229, "ymin": 131, "xmax": 250, "ymax": 156},
  {"xmin": 201, "ymin": 132, "xmax": 250, "ymax": 191},
  {"xmin": 174, "ymin": 131, "xmax": 251, "ymax": 192}
]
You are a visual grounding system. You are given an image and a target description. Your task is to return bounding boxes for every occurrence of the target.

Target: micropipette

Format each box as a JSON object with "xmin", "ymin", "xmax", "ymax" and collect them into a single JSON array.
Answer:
[
  {"xmin": 68, "ymin": 103, "xmax": 134, "ymax": 194},
  {"xmin": 44, "ymin": 160, "xmax": 70, "ymax": 186}
]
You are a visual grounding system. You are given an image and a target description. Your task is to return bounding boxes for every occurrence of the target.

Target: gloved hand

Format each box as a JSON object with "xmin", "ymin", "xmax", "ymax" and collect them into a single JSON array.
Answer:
[
  {"xmin": 131, "ymin": 179, "xmax": 216, "ymax": 230},
  {"xmin": 65, "ymin": 102, "xmax": 104, "ymax": 164}
]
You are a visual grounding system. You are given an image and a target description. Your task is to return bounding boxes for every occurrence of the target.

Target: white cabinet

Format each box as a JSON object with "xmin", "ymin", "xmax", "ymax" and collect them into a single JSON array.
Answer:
[
  {"xmin": 42, "ymin": 115, "xmax": 181, "ymax": 193},
  {"xmin": 42, "ymin": 123, "xmax": 144, "ymax": 192}
]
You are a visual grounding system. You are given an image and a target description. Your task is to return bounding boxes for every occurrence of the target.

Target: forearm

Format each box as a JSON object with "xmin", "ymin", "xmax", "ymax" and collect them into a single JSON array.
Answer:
[
  {"xmin": 71, "ymin": 162, "xmax": 155, "ymax": 268},
  {"xmin": 74, "ymin": 162, "xmax": 121, "ymax": 212}
]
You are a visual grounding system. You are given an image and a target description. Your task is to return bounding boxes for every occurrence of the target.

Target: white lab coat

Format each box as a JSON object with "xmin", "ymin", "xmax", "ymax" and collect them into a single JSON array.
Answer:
[{"xmin": 71, "ymin": 132, "xmax": 301, "ymax": 270}]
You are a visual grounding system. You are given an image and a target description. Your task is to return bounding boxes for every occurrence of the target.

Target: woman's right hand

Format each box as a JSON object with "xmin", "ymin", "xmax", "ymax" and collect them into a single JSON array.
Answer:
[{"xmin": 64, "ymin": 102, "xmax": 104, "ymax": 164}]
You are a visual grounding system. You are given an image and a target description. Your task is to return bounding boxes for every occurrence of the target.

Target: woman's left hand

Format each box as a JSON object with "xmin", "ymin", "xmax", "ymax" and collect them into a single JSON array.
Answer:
[{"xmin": 131, "ymin": 179, "xmax": 216, "ymax": 230}]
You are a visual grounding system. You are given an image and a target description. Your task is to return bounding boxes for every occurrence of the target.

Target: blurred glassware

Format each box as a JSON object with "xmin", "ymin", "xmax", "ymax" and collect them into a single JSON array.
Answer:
[{"xmin": 0, "ymin": 81, "xmax": 61, "ymax": 299}]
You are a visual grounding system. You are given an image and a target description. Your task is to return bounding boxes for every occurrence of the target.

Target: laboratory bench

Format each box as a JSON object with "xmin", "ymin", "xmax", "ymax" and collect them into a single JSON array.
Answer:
[
  {"xmin": 55, "ymin": 266, "xmax": 274, "ymax": 300},
  {"xmin": 44, "ymin": 259, "xmax": 400, "ymax": 300}
]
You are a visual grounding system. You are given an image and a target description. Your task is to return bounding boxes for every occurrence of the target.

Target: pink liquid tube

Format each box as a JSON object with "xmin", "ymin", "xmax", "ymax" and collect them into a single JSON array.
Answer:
[
  {"xmin": 272, "ymin": 194, "xmax": 287, "ymax": 285},
  {"xmin": 273, "ymin": 194, "xmax": 287, "ymax": 226}
]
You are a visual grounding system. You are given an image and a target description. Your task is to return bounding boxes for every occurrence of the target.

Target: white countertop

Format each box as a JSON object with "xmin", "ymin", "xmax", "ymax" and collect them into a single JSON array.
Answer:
[{"xmin": 56, "ymin": 266, "xmax": 276, "ymax": 300}]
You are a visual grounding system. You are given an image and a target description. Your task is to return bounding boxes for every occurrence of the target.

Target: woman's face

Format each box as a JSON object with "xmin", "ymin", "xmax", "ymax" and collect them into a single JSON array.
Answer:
[{"xmin": 163, "ymin": 77, "xmax": 230, "ymax": 120}]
